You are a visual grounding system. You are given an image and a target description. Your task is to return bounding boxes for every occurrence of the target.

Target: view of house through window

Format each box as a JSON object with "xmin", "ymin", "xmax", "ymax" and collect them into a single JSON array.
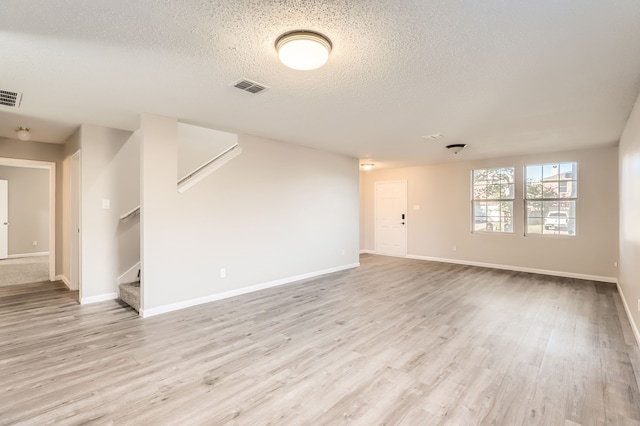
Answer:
[
  {"xmin": 472, "ymin": 167, "xmax": 515, "ymax": 233},
  {"xmin": 525, "ymin": 162, "xmax": 577, "ymax": 236}
]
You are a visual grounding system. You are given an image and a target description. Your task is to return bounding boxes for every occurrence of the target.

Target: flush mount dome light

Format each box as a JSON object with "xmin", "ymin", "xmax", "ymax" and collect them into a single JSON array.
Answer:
[
  {"xmin": 361, "ymin": 163, "xmax": 375, "ymax": 171},
  {"xmin": 16, "ymin": 127, "xmax": 30, "ymax": 141},
  {"xmin": 276, "ymin": 30, "xmax": 332, "ymax": 71}
]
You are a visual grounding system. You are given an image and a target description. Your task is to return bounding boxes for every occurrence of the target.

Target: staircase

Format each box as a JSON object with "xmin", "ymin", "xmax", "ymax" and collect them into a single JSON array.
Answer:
[
  {"xmin": 115, "ymin": 124, "xmax": 241, "ymax": 315},
  {"xmin": 119, "ymin": 281, "xmax": 140, "ymax": 312}
]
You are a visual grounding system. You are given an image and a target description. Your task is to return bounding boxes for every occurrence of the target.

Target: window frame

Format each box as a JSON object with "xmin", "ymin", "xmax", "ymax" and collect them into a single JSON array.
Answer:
[
  {"xmin": 470, "ymin": 167, "xmax": 515, "ymax": 234},
  {"xmin": 524, "ymin": 162, "xmax": 578, "ymax": 237}
]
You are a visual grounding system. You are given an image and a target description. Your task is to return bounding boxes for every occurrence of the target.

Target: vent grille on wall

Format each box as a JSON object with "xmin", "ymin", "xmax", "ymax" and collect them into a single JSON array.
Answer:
[
  {"xmin": 0, "ymin": 90, "xmax": 22, "ymax": 107},
  {"xmin": 232, "ymin": 79, "xmax": 269, "ymax": 94}
]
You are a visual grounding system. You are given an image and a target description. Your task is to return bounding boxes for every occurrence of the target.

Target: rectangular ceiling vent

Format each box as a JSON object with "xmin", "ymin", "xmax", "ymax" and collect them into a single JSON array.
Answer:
[
  {"xmin": 232, "ymin": 79, "xmax": 269, "ymax": 95},
  {"xmin": 0, "ymin": 90, "xmax": 22, "ymax": 108}
]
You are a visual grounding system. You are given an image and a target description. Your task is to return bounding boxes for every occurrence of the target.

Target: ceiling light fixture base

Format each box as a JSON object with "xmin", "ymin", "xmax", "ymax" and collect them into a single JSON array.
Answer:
[{"xmin": 446, "ymin": 143, "xmax": 467, "ymax": 155}]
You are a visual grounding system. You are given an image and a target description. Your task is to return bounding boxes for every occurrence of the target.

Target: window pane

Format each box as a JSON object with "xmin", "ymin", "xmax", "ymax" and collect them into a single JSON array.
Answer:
[
  {"xmin": 473, "ymin": 184, "xmax": 487, "ymax": 200},
  {"xmin": 473, "ymin": 169, "xmax": 487, "ymax": 184},
  {"xmin": 526, "ymin": 182, "xmax": 542, "ymax": 199},
  {"xmin": 527, "ymin": 201, "xmax": 542, "ymax": 219},
  {"xmin": 502, "ymin": 167, "xmax": 515, "ymax": 182},
  {"xmin": 526, "ymin": 165, "xmax": 542, "ymax": 184},
  {"xmin": 527, "ymin": 217, "xmax": 543, "ymax": 234},
  {"xmin": 559, "ymin": 162, "xmax": 574, "ymax": 176},
  {"xmin": 542, "ymin": 164, "xmax": 559, "ymax": 180},
  {"xmin": 543, "ymin": 182, "xmax": 559, "ymax": 198},
  {"xmin": 486, "ymin": 184, "xmax": 501, "ymax": 198},
  {"xmin": 508, "ymin": 183, "xmax": 515, "ymax": 198}
]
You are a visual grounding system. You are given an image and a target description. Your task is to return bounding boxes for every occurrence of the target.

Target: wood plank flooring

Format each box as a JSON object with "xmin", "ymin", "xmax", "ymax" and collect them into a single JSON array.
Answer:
[{"xmin": 1, "ymin": 254, "xmax": 639, "ymax": 425}]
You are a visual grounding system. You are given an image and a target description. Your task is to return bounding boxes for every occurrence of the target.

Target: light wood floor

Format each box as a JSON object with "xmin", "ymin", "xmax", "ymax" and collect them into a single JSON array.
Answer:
[{"xmin": 1, "ymin": 255, "xmax": 639, "ymax": 425}]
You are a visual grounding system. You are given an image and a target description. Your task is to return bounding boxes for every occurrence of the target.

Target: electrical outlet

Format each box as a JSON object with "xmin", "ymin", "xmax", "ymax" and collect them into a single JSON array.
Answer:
[
  {"xmin": 614, "ymin": 261, "xmax": 618, "ymax": 267},
  {"xmin": 452, "ymin": 245, "xmax": 457, "ymax": 252},
  {"xmin": 32, "ymin": 241, "xmax": 37, "ymax": 246},
  {"xmin": 220, "ymin": 268, "xmax": 226, "ymax": 278}
]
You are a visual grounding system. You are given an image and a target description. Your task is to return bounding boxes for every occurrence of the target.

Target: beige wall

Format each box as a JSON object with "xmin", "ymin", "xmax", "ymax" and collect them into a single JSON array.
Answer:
[
  {"xmin": 361, "ymin": 146, "xmax": 618, "ymax": 280},
  {"xmin": 0, "ymin": 137, "xmax": 64, "ymax": 274},
  {"xmin": 0, "ymin": 166, "xmax": 49, "ymax": 255},
  {"xmin": 619, "ymin": 91, "xmax": 640, "ymax": 340},
  {"xmin": 141, "ymin": 114, "xmax": 360, "ymax": 314}
]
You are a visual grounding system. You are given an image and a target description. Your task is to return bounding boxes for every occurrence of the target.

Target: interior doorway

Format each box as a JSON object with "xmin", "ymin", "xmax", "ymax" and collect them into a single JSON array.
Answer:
[{"xmin": 0, "ymin": 158, "xmax": 55, "ymax": 285}]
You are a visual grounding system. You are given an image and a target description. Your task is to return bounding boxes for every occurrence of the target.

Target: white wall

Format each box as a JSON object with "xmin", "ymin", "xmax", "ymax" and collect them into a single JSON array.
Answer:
[
  {"xmin": 0, "ymin": 166, "xmax": 49, "ymax": 255},
  {"xmin": 77, "ymin": 125, "xmax": 135, "ymax": 300},
  {"xmin": 619, "ymin": 92, "xmax": 640, "ymax": 342},
  {"xmin": 361, "ymin": 146, "xmax": 618, "ymax": 281},
  {"xmin": 141, "ymin": 114, "xmax": 359, "ymax": 314},
  {"xmin": 177, "ymin": 122, "xmax": 237, "ymax": 180}
]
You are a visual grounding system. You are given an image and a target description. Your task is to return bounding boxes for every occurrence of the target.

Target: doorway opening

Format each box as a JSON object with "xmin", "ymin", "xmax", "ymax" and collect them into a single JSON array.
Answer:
[{"xmin": 0, "ymin": 158, "xmax": 55, "ymax": 287}]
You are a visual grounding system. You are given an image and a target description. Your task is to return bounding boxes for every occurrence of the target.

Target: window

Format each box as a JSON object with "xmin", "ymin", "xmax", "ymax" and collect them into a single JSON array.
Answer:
[
  {"xmin": 472, "ymin": 167, "xmax": 515, "ymax": 233},
  {"xmin": 525, "ymin": 162, "xmax": 577, "ymax": 236}
]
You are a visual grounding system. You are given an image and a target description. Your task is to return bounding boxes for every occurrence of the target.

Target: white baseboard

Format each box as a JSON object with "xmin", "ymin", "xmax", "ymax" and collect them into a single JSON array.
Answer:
[
  {"xmin": 617, "ymin": 282, "xmax": 640, "ymax": 347},
  {"xmin": 359, "ymin": 249, "xmax": 375, "ymax": 254},
  {"xmin": 405, "ymin": 254, "xmax": 616, "ymax": 283},
  {"xmin": 8, "ymin": 252, "xmax": 50, "ymax": 258},
  {"xmin": 56, "ymin": 274, "xmax": 71, "ymax": 289},
  {"xmin": 118, "ymin": 261, "xmax": 141, "ymax": 285},
  {"xmin": 80, "ymin": 293, "xmax": 118, "ymax": 305},
  {"xmin": 141, "ymin": 262, "xmax": 360, "ymax": 318}
]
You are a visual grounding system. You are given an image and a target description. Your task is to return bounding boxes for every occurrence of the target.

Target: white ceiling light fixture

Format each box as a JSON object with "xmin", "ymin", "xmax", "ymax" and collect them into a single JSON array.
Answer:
[
  {"xmin": 446, "ymin": 143, "xmax": 467, "ymax": 155},
  {"xmin": 361, "ymin": 163, "xmax": 375, "ymax": 171},
  {"xmin": 16, "ymin": 127, "xmax": 30, "ymax": 141},
  {"xmin": 276, "ymin": 30, "xmax": 332, "ymax": 71}
]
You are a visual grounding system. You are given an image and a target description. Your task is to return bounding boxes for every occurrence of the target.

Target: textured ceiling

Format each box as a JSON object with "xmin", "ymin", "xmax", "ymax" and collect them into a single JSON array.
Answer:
[{"xmin": 1, "ymin": 0, "xmax": 640, "ymax": 167}]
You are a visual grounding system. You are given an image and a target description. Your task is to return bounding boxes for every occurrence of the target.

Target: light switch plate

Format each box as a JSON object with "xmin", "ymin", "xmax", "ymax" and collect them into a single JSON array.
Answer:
[{"xmin": 102, "ymin": 199, "xmax": 110, "ymax": 209}]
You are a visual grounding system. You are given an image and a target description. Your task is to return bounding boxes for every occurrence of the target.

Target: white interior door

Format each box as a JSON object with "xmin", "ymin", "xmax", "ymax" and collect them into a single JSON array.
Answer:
[
  {"xmin": 70, "ymin": 152, "xmax": 81, "ymax": 292},
  {"xmin": 0, "ymin": 180, "xmax": 7, "ymax": 260},
  {"xmin": 375, "ymin": 181, "xmax": 407, "ymax": 257}
]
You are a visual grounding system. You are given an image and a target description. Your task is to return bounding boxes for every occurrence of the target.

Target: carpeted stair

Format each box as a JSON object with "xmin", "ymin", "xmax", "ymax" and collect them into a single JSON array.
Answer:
[{"xmin": 119, "ymin": 281, "xmax": 140, "ymax": 312}]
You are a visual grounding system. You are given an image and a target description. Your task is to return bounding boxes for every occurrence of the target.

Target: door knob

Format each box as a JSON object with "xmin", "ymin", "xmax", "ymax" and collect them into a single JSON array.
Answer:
[{"xmin": 3, "ymin": 222, "xmax": 7, "ymax": 225}]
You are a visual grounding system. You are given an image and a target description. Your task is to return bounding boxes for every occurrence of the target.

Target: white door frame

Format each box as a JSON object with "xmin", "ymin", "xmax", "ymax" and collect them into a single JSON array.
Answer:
[
  {"xmin": 374, "ymin": 180, "xmax": 408, "ymax": 257},
  {"xmin": 0, "ymin": 157, "xmax": 56, "ymax": 281},
  {"xmin": 70, "ymin": 151, "xmax": 81, "ymax": 296},
  {"xmin": 0, "ymin": 180, "xmax": 8, "ymax": 260}
]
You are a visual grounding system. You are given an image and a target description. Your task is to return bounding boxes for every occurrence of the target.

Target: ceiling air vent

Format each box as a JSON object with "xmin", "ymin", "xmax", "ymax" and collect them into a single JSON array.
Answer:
[
  {"xmin": 0, "ymin": 90, "xmax": 22, "ymax": 108},
  {"xmin": 232, "ymin": 79, "xmax": 269, "ymax": 95}
]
